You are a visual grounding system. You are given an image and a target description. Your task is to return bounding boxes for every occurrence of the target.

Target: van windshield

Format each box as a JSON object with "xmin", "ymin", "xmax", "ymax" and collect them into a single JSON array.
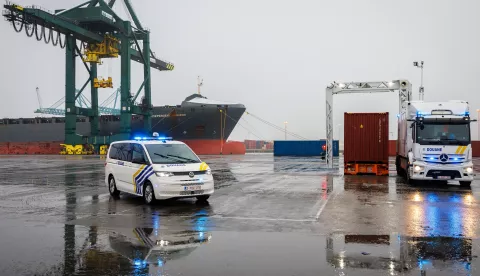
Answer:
[
  {"xmin": 416, "ymin": 123, "xmax": 470, "ymax": 145},
  {"xmin": 144, "ymin": 144, "xmax": 201, "ymax": 164}
]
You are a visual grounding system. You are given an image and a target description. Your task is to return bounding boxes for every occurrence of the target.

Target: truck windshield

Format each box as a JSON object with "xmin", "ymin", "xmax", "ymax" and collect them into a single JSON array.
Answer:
[
  {"xmin": 416, "ymin": 123, "xmax": 470, "ymax": 145},
  {"xmin": 145, "ymin": 144, "xmax": 201, "ymax": 164}
]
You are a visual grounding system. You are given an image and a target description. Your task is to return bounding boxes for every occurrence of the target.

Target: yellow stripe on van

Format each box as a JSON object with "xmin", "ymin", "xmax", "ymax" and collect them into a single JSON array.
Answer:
[
  {"xmin": 199, "ymin": 162, "xmax": 209, "ymax": 171},
  {"xmin": 132, "ymin": 165, "xmax": 146, "ymax": 192}
]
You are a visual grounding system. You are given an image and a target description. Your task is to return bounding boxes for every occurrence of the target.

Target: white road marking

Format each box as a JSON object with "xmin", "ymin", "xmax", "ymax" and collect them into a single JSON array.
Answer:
[
  {"xmin": 315, "ymin": 189, "xmax": 339, "ymax": 220},
  {"xmin": 211, "ymin": 215, "xmax": 315, "ymax": 222}
]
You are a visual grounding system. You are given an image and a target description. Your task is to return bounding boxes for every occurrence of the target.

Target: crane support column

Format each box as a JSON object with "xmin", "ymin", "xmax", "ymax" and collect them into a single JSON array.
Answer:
[
  {"xmin": 120, "ymin": 22, "xmax": 132, "ymax": 140},
  {"xmin": 65, "ymin": 36, "xmax": 78, "ymax": 145},
  {"xmin": 143, "ymin": 31, "xmax": 152, "ymax": 134},
  {"xmin": 90, "ymin": 63, "xmax": 99, "ymax": 137}
]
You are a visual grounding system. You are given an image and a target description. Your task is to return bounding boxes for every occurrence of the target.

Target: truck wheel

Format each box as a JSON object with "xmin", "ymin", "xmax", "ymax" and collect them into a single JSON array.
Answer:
[
  {"xmin": 395, "ymin": 156, "xmax": 402, "ymax": 175},
  {"xmin": 459, "ymin": 181, "xmax": 471, "ymax": 188},
  {"xmin": 406, "ymin": 169, "xmax": 416, "ymax": 186}
]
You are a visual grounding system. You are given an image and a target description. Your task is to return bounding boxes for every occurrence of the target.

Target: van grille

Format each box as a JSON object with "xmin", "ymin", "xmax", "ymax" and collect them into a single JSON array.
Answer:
[{"xmin": 172, "ymin": 171, "xmax": 207, "ymax": 176}]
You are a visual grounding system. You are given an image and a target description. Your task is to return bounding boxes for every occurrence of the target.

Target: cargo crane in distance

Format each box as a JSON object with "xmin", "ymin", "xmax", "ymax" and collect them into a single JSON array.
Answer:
[
  {"xmin": 35, "ymin": 87, "xmax": 121, "ymax": 116},
  {"xmin": 3, "ymin": 0, "xmax": 174, "ymax": 152}
]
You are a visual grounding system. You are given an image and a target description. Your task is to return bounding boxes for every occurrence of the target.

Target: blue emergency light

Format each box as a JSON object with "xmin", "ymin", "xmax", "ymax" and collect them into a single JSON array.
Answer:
[{"xmin": 133, "ymin": 132, "xmax": 173, "ymax": 141}]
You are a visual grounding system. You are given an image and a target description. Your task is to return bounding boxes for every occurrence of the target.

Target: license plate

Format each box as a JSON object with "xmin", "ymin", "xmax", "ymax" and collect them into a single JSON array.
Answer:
[
  {"xmin": 437, "ymin": 176, "xmax": 450, "ymax": 179},
  {"xmin": 184, "ymin": 185, "xmax": 202, "ymax": 191}
]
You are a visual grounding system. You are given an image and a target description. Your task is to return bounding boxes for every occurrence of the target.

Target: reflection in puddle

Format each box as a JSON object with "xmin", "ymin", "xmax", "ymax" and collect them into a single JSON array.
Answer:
[
  {"xmin": 326, "ymin": 234, "xmax": 473, "ymax": 275},
  {"xmin": 107, "ymin": 211, "xmax": 213, "ymax": 274},
  {"xmin": 402, "ymin": 190, "xmax": 476, "ymax": 238}
]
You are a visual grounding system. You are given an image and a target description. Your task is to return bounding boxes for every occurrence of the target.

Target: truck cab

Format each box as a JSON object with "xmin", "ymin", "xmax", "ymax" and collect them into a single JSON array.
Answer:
[{"xmin": 396, "ymin": 100, "xmax": 475, "ymax": 186}]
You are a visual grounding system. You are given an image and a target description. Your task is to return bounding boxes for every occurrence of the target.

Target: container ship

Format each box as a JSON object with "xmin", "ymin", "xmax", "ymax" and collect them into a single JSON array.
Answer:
[{"xmin": 0, "ymin": 93, "xmax": 247, "ymax": 155}]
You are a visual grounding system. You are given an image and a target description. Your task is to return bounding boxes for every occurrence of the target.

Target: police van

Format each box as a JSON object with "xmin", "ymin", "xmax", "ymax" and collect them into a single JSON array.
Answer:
[{"xmin": 105, "ymin": 133, "xmax": 214, "ymax": 204}]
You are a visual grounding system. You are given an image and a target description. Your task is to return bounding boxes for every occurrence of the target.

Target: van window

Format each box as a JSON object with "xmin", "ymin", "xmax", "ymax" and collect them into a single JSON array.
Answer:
[
  {"xmin": 119, "ymin": 143, "xmax": 132, "ymax": 162},
  {"xmin": 145, "ymin": 144, "xmax": 200, "ymax": 164},
  {"xmin": 109, "ymin": 143, "xmax": 122, "ymax": 160},
  {"xmin": 132, "ymin": 144, "xmax": 148, "ymax": 164}
]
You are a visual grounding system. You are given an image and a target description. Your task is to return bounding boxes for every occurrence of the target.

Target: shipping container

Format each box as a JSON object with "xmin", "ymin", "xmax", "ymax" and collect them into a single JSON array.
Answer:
[
  {"xmin": 256, "ymin": 140, "xmax": 264, "ymax": 149},
  {"xmin": 244, "ymin": 140, "xmax": 256, "ymax": 149},
  {"xmin": 344, "ymin": 113, "xmax": 389, "ymax": 175},
  {"xmin": 273, "ymin": 140, "xmax": 339, "ymax": 156}
]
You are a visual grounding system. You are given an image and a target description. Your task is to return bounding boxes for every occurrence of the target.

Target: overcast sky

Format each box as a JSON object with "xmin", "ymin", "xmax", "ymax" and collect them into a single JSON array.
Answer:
[{"xmin": 1, "ymin": 0, "xmax": 480, "ymax": 142}]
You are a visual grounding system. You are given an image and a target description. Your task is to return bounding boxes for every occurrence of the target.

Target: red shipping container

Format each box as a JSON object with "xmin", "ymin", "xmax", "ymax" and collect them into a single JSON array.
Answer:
[{"xmin": 344, "ymin": 112, "xmax": 389, "ymax": 165}]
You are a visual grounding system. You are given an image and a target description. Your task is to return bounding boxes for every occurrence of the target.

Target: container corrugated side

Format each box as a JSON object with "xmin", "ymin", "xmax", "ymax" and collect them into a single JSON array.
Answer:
[
  {"xmin": 344, "ymin": 112, "xmax": 389, "ymax": 164},
  {"xmin": 273, "ymin": 140, "xmax": 339, "ymax": 156}
]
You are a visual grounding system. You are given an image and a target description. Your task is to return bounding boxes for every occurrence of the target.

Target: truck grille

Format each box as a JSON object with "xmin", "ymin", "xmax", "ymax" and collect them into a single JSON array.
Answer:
[
  {"xmin": 426, "ymin": 170, "xmax": 461, "ymax": 179},
  {"xmin": 423, "ymin": 154, "xmax": 465, "ymax": 163}
]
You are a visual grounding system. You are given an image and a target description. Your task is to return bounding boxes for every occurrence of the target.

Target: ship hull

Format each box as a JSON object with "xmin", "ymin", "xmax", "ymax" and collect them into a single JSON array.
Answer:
[{"xmin": 0, "ymin": 95, "xmax": 247, "ymax": 155}]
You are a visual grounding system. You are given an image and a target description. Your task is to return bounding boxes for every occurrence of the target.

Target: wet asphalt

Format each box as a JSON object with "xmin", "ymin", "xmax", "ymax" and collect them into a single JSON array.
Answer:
[{"xmin": 0, "ymin": 154, "xmax": 479, "ymax": 276}]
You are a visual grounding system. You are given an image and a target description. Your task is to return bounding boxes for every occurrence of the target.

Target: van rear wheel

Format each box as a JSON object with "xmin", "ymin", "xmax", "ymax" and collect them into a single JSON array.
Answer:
[{"xmin": 109, "ymin": 177, "xmax": 120, "ymax": 197}]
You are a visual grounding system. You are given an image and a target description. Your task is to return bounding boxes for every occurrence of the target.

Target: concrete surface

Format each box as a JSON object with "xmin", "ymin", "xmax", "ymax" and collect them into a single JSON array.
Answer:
[{"xmin": 0, "ymin": 154, "xmax": 479, "ymax": 275}]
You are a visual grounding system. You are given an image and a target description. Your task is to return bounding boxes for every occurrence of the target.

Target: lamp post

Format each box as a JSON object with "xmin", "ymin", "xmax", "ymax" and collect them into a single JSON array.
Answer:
[
  {"xmin": 284, "ymin": 121, "xmax": 288, "ymax": 140},
  {"xmin": 413, "ymin": 61, "xmax": 424, "ymax": 100}
]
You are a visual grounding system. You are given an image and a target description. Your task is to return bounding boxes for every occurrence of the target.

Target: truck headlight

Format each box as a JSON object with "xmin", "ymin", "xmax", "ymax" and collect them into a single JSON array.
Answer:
[
  {"xmin": 414, "ymin": 165, "xmax": 423, "ymax": 172},
  {"xmin": 155, "ymin": 172, "xmax": 174, "ymax": 177},
  {"xmin": 464, "ymin": 167, "xmax": 473, "ymax": 174}
]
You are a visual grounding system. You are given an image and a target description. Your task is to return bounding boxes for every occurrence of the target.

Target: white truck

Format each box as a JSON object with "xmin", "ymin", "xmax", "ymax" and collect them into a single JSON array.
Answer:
[{"xmin": 396, "ymin": 100, "xmax": 475, "ymax": 186}]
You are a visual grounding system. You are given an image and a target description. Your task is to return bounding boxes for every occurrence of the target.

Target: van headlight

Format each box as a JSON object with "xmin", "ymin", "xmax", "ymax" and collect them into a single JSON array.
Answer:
[
  {"xmin": 155, "ymin": 172, "xmax": 174, "ymax": 177},
  {"xmin": 206, "ymin": 169, "xmax": 212, "ymax": 175}
]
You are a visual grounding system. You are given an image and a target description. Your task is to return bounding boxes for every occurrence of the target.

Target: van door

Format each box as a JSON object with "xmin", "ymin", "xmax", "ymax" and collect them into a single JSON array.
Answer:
[
  {"xmin": 115, "ymin": 143, "xmax": 133, "ymax": 192},
  {"xmin": 130, "ymin": 143, "xmax": 153, "ymax": 196},
  {"xmin": 107, "ymin": 143, "xmax": 125, "ymax": 186}
]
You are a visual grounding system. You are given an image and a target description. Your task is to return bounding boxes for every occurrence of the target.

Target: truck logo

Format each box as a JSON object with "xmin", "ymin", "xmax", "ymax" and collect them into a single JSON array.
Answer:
[
  {"xmin": 439, "ymin": 154, "xmax": 449, "ymax": 162},
  {"xmin": 426, "ymin": 148, "xmax": 442, "ymax": 152}
]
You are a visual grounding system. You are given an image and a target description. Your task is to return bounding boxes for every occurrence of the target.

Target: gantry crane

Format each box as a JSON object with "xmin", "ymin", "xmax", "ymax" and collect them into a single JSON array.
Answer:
[
  {"xmin": 35, "ymin": 87, "xmax": 121, "ymax": 116},
  {"xmin": 3, "ymin": 0, "xmax": 174, "ymax": 150}
]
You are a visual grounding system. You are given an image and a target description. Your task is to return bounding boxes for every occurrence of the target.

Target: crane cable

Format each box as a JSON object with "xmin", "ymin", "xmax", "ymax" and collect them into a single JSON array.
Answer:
[
  {"xmin": 9, "ymin": 11, "xmax": 66, "ymax": 48},
  {"xmin": 245, "ymin": 111, "xmax": 307, "ymax": 140},
  {"xmin": 223, "ymin": 111, "xmax": 264, "ymax": 140},
  {"xmin": 240, "ymin": 117, "xmax": 265, "ymax": 140}
]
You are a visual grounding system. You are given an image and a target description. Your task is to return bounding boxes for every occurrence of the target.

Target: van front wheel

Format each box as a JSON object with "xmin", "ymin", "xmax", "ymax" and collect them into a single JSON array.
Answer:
[
  {"xmin": 196, "ymin": 195, "xmax": 210, "ymax": 202},
  {"xmin": 144, "ymin": 183, "xmax": 156, "ymax": 205}
]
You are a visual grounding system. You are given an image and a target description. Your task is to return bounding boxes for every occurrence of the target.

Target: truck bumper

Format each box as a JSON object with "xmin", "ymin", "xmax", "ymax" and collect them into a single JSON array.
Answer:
[{"xmin": 410, "ymin": 161, "xmax": 474, "ymax": 182}]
